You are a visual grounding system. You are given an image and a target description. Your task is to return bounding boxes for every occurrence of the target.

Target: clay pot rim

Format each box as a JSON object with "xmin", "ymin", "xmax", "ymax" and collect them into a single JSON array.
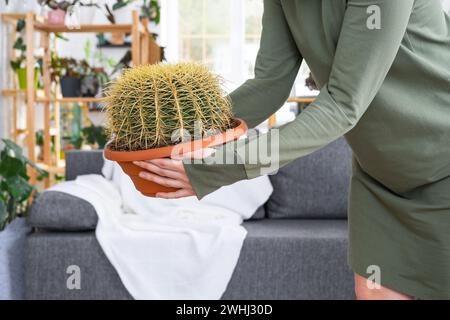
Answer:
[{"xmin": 104, "ymin": 118, "xmax": 248, "ymax": 162}]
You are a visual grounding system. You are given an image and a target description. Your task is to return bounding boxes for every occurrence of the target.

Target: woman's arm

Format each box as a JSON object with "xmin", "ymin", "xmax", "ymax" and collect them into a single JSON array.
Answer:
[
  {"xmin": 230, "ymin": 0, "xmax": 303, "ymax": 128},
  {"xmin": 239, "ymin": 0, "xmax": 415, "ymax": 179},
  {"xmin": 180, "ymin": 0, "xmax": 303, "ymax": 197},
  {"xmin": 139, "ymin": 0, "xmax": 414, "ymax": 199}
]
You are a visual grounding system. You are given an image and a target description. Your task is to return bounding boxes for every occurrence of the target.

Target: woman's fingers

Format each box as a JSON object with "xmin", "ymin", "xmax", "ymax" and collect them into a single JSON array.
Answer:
[
  {"xmin": 138, "ymin": 171, "xmax": 188, "ymax": 189},
  {"xmin": 132, "ymin": 156, "xmax": 200, "ymax": 199},
  {"xmin": 133, "ymin": 160, "xmax": 188, "ymax": 182},
  {"xmin": 149, "ymin": 158, "xmax": 185, "ymax": 172},
  {"xmin": 156, "ymin": 189, "xmax": 196, "ymax": 199},
  {"xmin": 171, "ymin": 148, "xmax": 216, "ymax": 160}
]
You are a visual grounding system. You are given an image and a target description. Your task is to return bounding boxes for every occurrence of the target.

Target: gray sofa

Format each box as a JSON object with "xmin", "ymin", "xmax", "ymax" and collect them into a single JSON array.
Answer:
[{"xmin": 26, "ymin": 138, "xmax": 355, "ymax": 300}]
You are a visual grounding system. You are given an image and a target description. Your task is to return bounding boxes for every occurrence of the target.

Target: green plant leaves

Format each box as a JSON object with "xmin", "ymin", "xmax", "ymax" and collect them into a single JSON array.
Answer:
[
  {"xmin": 10, "ymin": 57, "xmax": 24, "ymax": 71},
  {"xmin": 141, "ymin": 0, "xmax": 160, "ymax": 24},
  {"xmin": 55, "ymin": 32, "xmax": 69, "ymax": 41},
  {"xmin": 13, "ymin": 37, "xmax": 26, "ymax": 52},
  {"xmin": 112, "ymin": 0, "xmax": 135, "ymax": 11},
  {"xmin": 5, "ymin": 176, "xmax": 34, "ymax": 203},
  {"xmin": 2, "ymin": 138, "xmax": 23, "ymax": 157},
  {"xmin": 82, "ymin": 125, "xmax": 108, "ymax": 148},
  {"xmin": 0, "ymin": 156, "xmax": 28, "ymax": 179},
  {"xmin": 1, "ymin": 139, "xmax": 48, "ymax": 179},
  {"xmin": 26, "ymin": 159, "xmax": 48, "ymax": 178},
  {"xmin": 0, "ymin": 139, "xmax": 48, "ymax": 231},
  {"xmin": 16, "ymin": 19, "xmax": 26, "ymax": 32}
]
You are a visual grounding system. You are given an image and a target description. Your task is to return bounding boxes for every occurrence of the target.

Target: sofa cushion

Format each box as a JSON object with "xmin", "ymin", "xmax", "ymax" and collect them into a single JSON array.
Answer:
[
  {"xmin": 65, "ymin": 150, "xmax": 104, "ymax": 181},
  {"xmin": 28, "ymin": 191, "xmax": 265, "ymax": 231},
  {"xmin": 266, "ymin": 138, "xmax": 352, "ymax": 219},
  {"xmin": 25, "ymin": 219, "xmax": 354, "ymax": 299},
  {"xmin": 28, "ymin": 192, "xmax": 98, "ymax": 231}
]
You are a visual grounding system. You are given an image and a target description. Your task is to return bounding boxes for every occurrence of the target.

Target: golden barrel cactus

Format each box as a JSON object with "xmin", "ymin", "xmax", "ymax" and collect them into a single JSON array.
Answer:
[{"xmin": 105, "ymin": 63, "xmax": 233, "ymax": 151}]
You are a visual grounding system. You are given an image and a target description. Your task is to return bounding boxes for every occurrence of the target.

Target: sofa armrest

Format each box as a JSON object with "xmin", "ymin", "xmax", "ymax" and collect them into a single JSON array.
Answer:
[
  {"xmin": 65, "ymin": 150, "xmax": 104, "ymax": 181},
  {"xmin": 28, "ymin": 191, "xmax": 98, "ymax": 231}
]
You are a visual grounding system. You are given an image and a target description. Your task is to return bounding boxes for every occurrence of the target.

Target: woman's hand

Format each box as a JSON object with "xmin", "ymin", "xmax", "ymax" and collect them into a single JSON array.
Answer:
[{"xmin": 133, "ymin": 148, "xmax": 216, "ymax": 199}]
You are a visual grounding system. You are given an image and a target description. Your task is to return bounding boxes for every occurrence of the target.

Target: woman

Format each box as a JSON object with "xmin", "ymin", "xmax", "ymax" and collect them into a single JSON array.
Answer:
[{"xmin": 134, "ymin": 0, "xmax": 450, "ymax": 299}]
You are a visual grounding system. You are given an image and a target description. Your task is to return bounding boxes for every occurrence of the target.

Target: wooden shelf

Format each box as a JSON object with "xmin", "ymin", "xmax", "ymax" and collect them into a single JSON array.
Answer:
[
  {"xmin": 58, "ymin": 97, "xmax": 105, "ymax": 103},
  {"xmin": 1, "ymin": 13, "xmax": 27, "ymax": 23},
  {"xmin": 2, "ymin": 13, "xmax": 133, "ymax": 34},
  {"xmin": 287, "ymin": 97, "xmax": 316, "ymax": 103},
  {"xmin": 36, "ymin": 97, "xmax": 106, "ymax": 103},
  {"xmin": 1, "ymin": 13, "xmax": 45, "ymax": 24},
  {"xmin": 2, "ymin": 89, "xmax": 25, "ymax": 97},
  {"xmin": 3, "ymin": 10, "xmax": 160, "ymax": 188},
  {"xmin": 34, "ymin": 23, "xmax": 133, "ymax": 34},
  {"xmin": 3, "ymin": 89, "xmax": 105, "ymax": 103},
  {"xmin": 15, "ymin": 129, "xmax": 29, "ymax": 135},
  {"xmin": 37, "ymin": 162, "xmax": 65, "ymax": 175}
]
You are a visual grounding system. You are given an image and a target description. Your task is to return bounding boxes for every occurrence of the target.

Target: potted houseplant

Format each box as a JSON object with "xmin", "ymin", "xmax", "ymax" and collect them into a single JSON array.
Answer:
[
  {"xmin": 58, "ymin": 57, "xmax": 84, "ymax": 97},
  {"xmin": 104, "ymin": 63, "xmax": 247, "ymax": 197},
  {"xmin": 81, "ymin": 40, "xmax": 115, "ymax": 97},
  {"xmin": 10, "ymin": 56, "xmax": 39, "ymax": 90},
  {"xmin": 0, "ymin": 139, "xmax": 47, "ymax": 299},
  {"xmin": 10, "ymin": 20, "xmax": 40, "ymax": 90},
  {"xmin": 38, "ymin": 0, "xmax": 78, "ymax": 25},
  {"xmin": 11, "ymin": 57, "xmax": 40, "ymax": 91},
  {"xmin": 82, "ymin": 125, "xmax": 108, "ymax": 149}
]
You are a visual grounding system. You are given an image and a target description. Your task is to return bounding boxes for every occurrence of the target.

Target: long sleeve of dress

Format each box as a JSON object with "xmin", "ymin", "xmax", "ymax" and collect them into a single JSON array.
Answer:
[{"xmin": 185, "ymin": 0, "xmax": 415, "ymax": 199}]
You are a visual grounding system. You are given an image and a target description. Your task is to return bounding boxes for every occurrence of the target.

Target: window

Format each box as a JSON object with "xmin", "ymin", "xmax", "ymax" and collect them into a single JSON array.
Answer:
[{"xmin": 161, "ymin": 0, "xmax": 263, "ymax": 91}]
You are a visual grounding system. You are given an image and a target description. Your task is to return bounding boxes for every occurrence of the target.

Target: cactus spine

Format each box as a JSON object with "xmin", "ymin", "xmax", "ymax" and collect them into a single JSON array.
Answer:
[{"xmin": 105, "ymin": 63, "xmax": 233, "ymax": 151}]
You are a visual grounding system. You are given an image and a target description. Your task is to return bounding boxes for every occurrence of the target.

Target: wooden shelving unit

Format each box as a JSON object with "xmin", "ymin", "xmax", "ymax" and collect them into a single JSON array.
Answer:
[
  {"xmin": 287, "ymin": 97, "xmax": 316, "ymax": 104},
  {"xmin": 1, "ymin": 11, "xmax": 161, "ymax": 187}
]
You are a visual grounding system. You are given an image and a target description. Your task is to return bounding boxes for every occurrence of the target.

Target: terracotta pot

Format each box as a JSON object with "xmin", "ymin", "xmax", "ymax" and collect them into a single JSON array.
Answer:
[
  {"xmin": 104, "ymin": 118, "xmax": 248, "ymax": 197},
  {"xmin": 110, "ymin": 32, "xmax": 125, "ymax": 45},
  {"xmin": 48, "ymin": 9, "xmax": 66, "ymax": 25}
]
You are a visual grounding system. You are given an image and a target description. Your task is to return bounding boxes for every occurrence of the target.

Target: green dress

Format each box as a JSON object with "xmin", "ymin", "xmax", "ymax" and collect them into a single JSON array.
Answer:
[{"xmin": 185, "ymin": 0, "xmax": 450, "ymax": 299}]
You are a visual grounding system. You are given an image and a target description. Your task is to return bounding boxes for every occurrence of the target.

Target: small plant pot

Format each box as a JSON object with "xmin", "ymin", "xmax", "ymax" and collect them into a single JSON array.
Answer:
[
  {"xmin": 60, "ymin": 76, "xmax": 82, "ymax": 97},
  {"xmin": 104, "ymin": 118, "xmax": 248, "ymax": 197},
  {"xmin": 110, "ymin": 32, "xmax": 125, "ymax": 45},
  {"xmin": 16, "ymin": 68, "xmax": 38, "ymax": 90},
  {"xmin": 48, "ymin": 9, "xmax": 66, "ymax": 25}
]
